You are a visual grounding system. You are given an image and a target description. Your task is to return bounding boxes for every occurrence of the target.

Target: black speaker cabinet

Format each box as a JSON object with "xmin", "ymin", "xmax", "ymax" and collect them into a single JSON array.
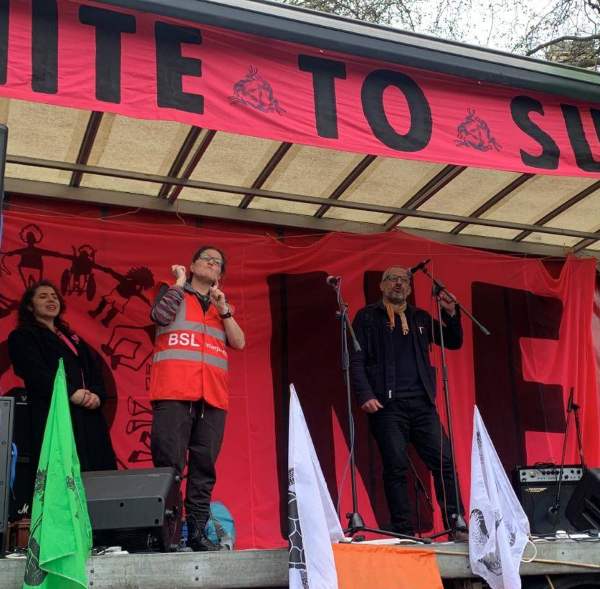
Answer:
[
  {"xmin": 566, "ymin": 468, "xmax": 600, "ymax": 532},
  {"xmin": 8, "ymin": 457, "xmax": 32, "ymax": 522},
  {"xmin": 513, "ymin": 465, "xmax": 583, "ymax": 535},
  {"xmin": 4, "ymin": 388, "xmax": 29, "ymax": 457},
  {"xmin": 82, "ymin": 467, "xmax": 183, "ymax": 552},
  {"xmin": 5, "ymin": 388, "xmax": 32, "ymax": 522},
  {"xmin": 0, "ymin": 396, "xmax": 15, "ymax": 557}
]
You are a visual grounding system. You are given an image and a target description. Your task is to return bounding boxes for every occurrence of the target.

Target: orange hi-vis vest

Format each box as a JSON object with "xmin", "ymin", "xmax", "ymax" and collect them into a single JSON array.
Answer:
[{"xmin": 149, "ymin": 291, "xmax": 229, "ymax": 409}]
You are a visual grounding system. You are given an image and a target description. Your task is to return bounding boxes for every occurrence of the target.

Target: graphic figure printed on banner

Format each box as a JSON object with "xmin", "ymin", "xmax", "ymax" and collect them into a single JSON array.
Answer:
[
  {"xmin": 455, "ymin": 109, "xmax": 502, "ymax": 152},
  {"xmin": 125, "ymin": 396, "xmax": 154, "ymax": 465},
  {"xmin": 88, "ymin": 266, "xmax": 154, "ymax": 327},
  {"xmin": 0, "ymin": 223, "xmax": 157, "ymax": 471},
  {"xmin": 129, "ymin": 430, "xmax": 152, "ymax": 465},
  {"xmin": 0, "ymin": 224, "xmax": 61, "ymax": 287},
  {"xmin": 0, "ymin": 292, "xmax": 18, "ymax": 319},
  {"xmin": 101, "ymin": 323, "xmax": 155, "ymax": 371},
  {"xmin": 229, "ymin": 66, "xmax": 286, "ymax": 115},
  {"xmin": 60, "ymin": 245, "xmax": 97, "ymax": 301}
]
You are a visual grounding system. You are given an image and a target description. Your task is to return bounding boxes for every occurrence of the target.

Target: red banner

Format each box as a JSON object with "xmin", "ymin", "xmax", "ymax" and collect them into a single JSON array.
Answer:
[
  {"xmin": 0, "ymin": 210, "xmax": 598, "ymax": 548},
  {"xmin": 1, "ymin": 0, "xmax": 600, "ymax": 177}
]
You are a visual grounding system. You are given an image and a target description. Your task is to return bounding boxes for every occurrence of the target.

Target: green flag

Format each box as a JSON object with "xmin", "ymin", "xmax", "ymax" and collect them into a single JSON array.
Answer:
[{"xmin": 23, "ymin": 359, "xmax": 93, "ymax": 589}]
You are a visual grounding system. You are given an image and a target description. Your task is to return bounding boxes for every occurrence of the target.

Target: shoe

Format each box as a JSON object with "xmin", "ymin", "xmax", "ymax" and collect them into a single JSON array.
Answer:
[
  {"xmin": 186, "ymin": 516, "xmax": 222, "ymax": 552},
  {"xmin": 391, "ymin": 527, "xmax": 416, "ymax": 538}
]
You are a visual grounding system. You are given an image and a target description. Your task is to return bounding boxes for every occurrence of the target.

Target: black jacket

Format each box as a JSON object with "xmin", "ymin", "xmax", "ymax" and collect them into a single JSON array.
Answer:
[
  {"xmin": 8, "ymin": 324, "xmax": 116, "ymax": 474},
  {"xmin": 350, "ymin": 301, "xmax": 463, "ymax": 407}
]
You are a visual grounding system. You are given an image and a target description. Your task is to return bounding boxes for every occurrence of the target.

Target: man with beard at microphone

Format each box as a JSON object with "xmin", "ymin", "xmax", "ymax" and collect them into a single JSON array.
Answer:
[{"xmin": 350, "ymin": 264, "xmax": 467, "ymax": 540}]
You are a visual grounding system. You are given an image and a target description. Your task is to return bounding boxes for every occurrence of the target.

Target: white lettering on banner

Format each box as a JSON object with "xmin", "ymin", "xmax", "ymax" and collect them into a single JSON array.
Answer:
[
  {"xmin": 205, "ymin": 342, "xmax": 226, "ymax": 355},
  {"xmin": 167, "ymin": 333, "xmax": 202, "ymax": 347}
]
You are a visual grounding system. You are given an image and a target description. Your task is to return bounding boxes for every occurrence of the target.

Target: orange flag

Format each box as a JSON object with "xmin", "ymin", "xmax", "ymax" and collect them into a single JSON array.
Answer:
[{"xmin": 333, "ymin": 544, "xmax": 443, "ymax": 589}]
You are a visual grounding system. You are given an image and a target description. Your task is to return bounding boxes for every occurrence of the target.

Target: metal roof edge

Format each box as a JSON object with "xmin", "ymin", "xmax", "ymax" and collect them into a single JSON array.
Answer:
[{"xmin": 96, "ymin": 0, "xmax": 600, "ymax": 103}]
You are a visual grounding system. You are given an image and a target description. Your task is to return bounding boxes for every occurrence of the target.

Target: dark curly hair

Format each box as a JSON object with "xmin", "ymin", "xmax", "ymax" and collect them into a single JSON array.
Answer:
[{"xmin": 17, "ymin": 279, "xmax": 70, "ymax": 333}]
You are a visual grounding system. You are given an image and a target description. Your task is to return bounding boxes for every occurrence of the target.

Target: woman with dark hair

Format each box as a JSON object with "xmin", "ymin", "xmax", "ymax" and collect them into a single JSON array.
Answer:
[{"xmin": 8, "ymin": 280, "xmax": 116, "ymax": 498}]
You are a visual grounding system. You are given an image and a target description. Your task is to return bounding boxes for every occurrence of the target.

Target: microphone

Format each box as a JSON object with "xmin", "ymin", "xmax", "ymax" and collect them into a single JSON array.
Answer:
[
  {"xmin": 567, "ymin": 387, "xmax": 575, "ymax": 413},
  {"xmin": 326, "ymin": 276, "xmax": 340, "ymax": 287},
  {"xmin": 407, "ymin": 259, "xmax": 431, "ymax": 277}
]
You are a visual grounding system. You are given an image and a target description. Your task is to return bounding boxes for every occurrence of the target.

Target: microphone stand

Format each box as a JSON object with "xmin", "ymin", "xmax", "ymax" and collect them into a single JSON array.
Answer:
[
  {"xmin": 549, "ymin": 387, "xmax": 587, "ymax": 526},
  {"xmin": 328, "ymin": 278, "xmax": 430, "ymax": 544},
  {"xmin": 418, "ymin": 266, "xmax": 490, "ymax": 538},
  {"xmin": 408, "ymin": 456, "xmax": 435, "ymax": 537}
]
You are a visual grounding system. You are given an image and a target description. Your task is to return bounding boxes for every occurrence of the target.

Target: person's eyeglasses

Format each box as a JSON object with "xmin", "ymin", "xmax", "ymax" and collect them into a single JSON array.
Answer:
[
  {"xmin": 198, "ymin": 253, "xmax": 225, "ymax": 268},
  {"xmin": 384, "ymin": 274, "xmax": 410, "ymax": 285}
]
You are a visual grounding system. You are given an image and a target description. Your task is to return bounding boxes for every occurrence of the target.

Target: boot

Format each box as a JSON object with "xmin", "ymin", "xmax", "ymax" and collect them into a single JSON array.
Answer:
[{"xmin": 186, "ymin": 515, "xmax": 221, "ymax": 552}]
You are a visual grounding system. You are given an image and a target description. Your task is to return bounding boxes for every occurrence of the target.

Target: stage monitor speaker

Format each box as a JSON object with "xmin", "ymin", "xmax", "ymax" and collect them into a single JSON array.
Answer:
[
  {"xmin": 513, "ymin": 465, "xmax": 583, "ymax": 535},
  {"xmin": 82, "ymin": 467, "xmax": 183, "ymax": 553},
  {"xmin": 565, "ymin": 468, "xmax": 600, "ymax": 532},
  {"xmin": 0, "ymin": 397, "xmax": 15, "ymax": 557}
]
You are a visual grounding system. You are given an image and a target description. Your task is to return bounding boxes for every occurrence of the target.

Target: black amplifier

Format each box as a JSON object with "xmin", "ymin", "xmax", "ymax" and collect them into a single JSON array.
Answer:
[{"xmin": 513, "ymin": 465, "xmax": 584, "ymax": 535}]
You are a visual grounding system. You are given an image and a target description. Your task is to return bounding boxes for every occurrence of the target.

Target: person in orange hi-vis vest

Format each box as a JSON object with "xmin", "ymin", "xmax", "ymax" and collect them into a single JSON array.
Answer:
[{"xmin": 149, "ymin": 245, "xmax": 245, "ymax": 551}]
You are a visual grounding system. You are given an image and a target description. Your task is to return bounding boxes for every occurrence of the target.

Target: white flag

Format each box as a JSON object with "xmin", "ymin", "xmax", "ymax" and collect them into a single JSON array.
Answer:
[
  {"xmin": 288, "ymin": 384, "xmax": 344, "ymax": 589},
  {"xmin": 469, "ymin": 406, "xmax": 530, "ymax": 589}
]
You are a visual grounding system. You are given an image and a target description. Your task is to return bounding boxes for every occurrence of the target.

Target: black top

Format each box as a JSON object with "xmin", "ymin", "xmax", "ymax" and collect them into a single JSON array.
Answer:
[
  {"xmin": 8, "ymin": 324, "xmax": 117, "ymax": 483},
  {"xmin": 350, "ymin": 300, "xmax": 463, "ymax": 407},
  {"xmin": 391, "ymin": 321, "xmax": 424, "ymax": 397}
]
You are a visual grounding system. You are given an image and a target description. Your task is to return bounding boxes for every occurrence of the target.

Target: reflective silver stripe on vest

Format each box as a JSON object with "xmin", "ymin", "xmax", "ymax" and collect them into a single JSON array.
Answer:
[
  {"xmin": 204, "ymin": 354, "xmax": 228, "ymax": 371},
  {"xmin": 205, "ymin": 325, "xmax": 227, "ymax": 342},
  {"xmin": 157, "ymin": 297, "xmax": 227, "ymax": 342},
  {"xmin": 153, "ymin": 350, "xmax": 202, "ymax": 363},
  {"xmin": 153, "ymin": 349, "xmax": 228, "ymax": 371}
]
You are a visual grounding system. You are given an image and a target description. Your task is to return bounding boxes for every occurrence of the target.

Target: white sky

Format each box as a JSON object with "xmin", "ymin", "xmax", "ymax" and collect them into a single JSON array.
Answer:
[{"xmin": 403, "ymin": 0, "xmax": 598, "ymax": 56}]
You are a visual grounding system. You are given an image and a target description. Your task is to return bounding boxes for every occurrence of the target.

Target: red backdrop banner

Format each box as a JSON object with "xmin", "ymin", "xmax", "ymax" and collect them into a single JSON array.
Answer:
[
  {"xmin": 1, "ymin": 0, "xmax": 600, "ymax": 177},
  {"xmin": 0, "ymin": 210, "xmax": 598, "ymax": 548}
]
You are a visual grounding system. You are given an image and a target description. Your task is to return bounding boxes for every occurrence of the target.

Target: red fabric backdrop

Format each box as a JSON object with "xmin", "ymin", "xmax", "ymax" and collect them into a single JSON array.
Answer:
[
  {"xmin": 0, "ymin": 210, "xmax": 598, "ymax": 548},
  {"xmin": 1, "ymin": 0, "xmax": 600, "ymax": 177}
]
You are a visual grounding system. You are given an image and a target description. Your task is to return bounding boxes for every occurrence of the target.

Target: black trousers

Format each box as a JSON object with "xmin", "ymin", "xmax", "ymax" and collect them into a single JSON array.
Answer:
[
  {"xmin": 150, "ymin": 399, "xmax": 226, "ymax": 527},
  {"xmin": 368, "ymin": 395, "xmax": 464, "ymax": 533}
]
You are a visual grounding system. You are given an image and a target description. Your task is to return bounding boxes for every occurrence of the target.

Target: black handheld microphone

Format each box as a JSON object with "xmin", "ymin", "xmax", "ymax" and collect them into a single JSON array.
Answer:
[
  {"xmin": 548, "ymin": 505, "xmax": 559, "ymax": 526},
  {"xmin": 326, "ymin": 275, "xmax": 340, "ymax": 287},
  {"xmin": 407, "ymin": 259, "xmax": 431, "ymax": 277}
]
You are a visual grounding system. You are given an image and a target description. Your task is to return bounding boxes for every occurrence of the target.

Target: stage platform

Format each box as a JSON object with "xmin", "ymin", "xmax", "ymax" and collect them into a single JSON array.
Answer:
[{"xmin": 2, "ymin": 539, "xmax": 600, "ymax": 589}]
